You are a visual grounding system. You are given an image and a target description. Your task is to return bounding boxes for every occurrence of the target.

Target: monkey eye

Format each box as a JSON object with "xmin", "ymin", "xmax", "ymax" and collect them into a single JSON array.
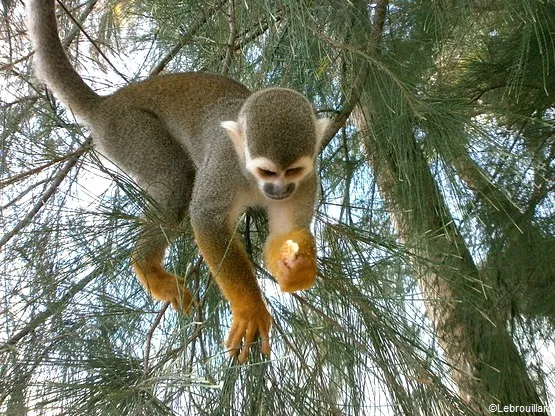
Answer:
[
  {"xmin": 257, "ymin": 168, "xmax": 277, "ymax": 178},
  {"xmin": 285, "ymin": 167, "xmax": 304, "ymax": 177}
]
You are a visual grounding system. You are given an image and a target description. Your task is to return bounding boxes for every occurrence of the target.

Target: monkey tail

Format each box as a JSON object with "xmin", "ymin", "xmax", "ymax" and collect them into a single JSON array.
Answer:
[{"xmin": 26, "ymin": 0, "xmax": 101, "ymax": 122}]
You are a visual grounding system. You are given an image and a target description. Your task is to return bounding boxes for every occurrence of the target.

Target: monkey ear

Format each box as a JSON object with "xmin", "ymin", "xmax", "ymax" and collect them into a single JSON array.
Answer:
[
  {"xmin": 221, "ymin": 120, "xmax": 246, "ymax": 157},
  {"xmin": 315, "ymin": 118, "xmax": 333, "ymax": 148}
]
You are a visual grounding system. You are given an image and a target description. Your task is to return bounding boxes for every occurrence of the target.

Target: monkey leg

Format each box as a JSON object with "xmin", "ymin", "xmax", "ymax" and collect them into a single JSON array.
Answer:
[
  {"xmin": 132, "ymin": 231, "xmax": 193, "ymax": 313},
  {"xmin": 132, "ymin": 245, "xmax": 193, "ymax": 313},
  {"xmin": 264, "ymin": 227, "xmax": 317, "ymax": 292},
  {"xmin": 106, "ymin": 109, "xmax": 196, "ymax": 313}
]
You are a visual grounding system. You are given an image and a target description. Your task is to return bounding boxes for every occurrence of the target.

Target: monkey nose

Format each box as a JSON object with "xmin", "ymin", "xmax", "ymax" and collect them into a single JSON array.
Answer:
[{"xmin": 263, "ymin": 183, "xmax": 295, "ymax": 200}]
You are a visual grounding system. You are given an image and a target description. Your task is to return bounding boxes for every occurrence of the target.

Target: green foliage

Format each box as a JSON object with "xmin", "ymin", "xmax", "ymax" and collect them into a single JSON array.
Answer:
[{"xmin": 1, "ymin": 0, "xmax": 553, "ymax": 414}]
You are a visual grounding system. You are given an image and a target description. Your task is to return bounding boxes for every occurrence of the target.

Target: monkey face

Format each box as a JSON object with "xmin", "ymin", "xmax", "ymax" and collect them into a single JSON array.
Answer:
[{"xmin": 220, "ymin": 87, "xmax": 333, "ymax": 201}]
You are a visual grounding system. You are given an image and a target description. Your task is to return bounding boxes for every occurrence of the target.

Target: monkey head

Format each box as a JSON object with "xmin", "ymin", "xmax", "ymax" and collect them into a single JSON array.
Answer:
[{"xmin": 221, "ymin": 88, "xmax": 330, "ymax": 200}]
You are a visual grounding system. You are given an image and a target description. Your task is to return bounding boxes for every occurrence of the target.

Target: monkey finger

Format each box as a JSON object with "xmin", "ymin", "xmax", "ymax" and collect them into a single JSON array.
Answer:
[
  {"xmin": 259, "ymin": 327, "xmax": 271, "ymax": 357},
  {"xmin": 276, "ymin": 259, "xmax": 292, "ymax": 274},
  {"xmin": 237, "ymin": 324, "xmax": 259, "ymax": 363},
  {"xmin": 275, "ymin": 258, "xmax": 315, "ymax": 292},
  {"xmin": 238, "ymin": 342, "xmax": 251, "ymax": 363}
]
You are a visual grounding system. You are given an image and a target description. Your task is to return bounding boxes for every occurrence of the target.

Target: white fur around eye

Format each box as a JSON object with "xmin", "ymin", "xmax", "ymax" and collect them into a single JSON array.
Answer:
[{"xmin": 285, "ymin": 166, "xmax": 305, "ymax": 177}]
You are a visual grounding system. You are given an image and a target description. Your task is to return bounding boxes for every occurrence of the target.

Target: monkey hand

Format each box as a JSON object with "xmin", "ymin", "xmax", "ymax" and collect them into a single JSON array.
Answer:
[
  {"xmin": 264, "ymin": 227, "xmax": 317, "ymax": 293},
  {"xmin": 133, "ymin": 262, "xmax": 194, "ymax": 313},
  {"xmin": 225, "ymin": 299, "xmax": 272, "ymax": 362}
]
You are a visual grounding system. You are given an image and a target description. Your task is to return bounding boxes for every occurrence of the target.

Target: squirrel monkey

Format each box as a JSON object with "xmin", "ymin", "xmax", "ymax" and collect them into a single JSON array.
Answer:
[{"xmin": 27, "ymin": 0, "xmax": 331, "ymax": 362}]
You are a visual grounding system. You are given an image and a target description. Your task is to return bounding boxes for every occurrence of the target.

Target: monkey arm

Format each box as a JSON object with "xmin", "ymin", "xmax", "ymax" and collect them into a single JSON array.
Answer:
[
  {"xmin": 193, "ymin": 226, "xmax": 272, "ymax": 362},
  {"xmin": 190, "ymin": 175, "xmax": 272, "ymax": 362},
  {"xmin": 194, "ymin": 229, "xmax": 271, "ymax": 361},
  {"xmin": 264, "ymin": 175, "xmax": 319, "ymax": 292}
]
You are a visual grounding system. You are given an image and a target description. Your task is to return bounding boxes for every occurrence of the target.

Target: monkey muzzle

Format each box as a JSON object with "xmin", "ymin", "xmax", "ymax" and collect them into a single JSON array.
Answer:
[{"xmin": 263, "ymin": 182, "xmax": 295, "ymax": 200}]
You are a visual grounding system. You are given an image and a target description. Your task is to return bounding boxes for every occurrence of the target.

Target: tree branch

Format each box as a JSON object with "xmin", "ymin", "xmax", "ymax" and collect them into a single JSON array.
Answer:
[{"xmin": 143, "ymin": 302, "xmax": 170, "ymax": 374}]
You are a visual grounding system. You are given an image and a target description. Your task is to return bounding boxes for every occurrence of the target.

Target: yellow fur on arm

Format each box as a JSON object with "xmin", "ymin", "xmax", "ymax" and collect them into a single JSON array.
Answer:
[{"xmin": 194, "ymin": 231, "xmax": 272, "ymax": 362}]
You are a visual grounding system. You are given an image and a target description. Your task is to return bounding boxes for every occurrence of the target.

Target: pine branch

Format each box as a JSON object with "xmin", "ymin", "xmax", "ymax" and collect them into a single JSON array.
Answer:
[
  {"xmin": 148, "ymin": 0, "xmax": 228, "ymax": 76},
  {"xmin": 228, "ymin": 9, "xmax": 285, "ymax": 54},
  {"xmin": 320, "ymin": 0, "xmax": 389, "ymax": 150},
  {"xmin": 0, "ymin": 145, "xmax": 90, "ymax": 188},
  {"xmin": 0, "ymin": 139, "xmax": 90, "ymax": 250},
  {"xmin": 0, "ymin": 272, "xmax": 94, "ymax": 351}
]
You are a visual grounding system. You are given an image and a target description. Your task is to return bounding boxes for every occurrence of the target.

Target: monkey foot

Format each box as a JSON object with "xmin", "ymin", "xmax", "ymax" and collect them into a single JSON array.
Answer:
[
  {"xmin": 133, "ymin": 263, "xmax": 194, "ymax": 313},
  {"xmin": 162, "ymin": 276, "xmax": 194, "ymax": 314},
  {"xmin": 264, "ymin": 227, "xmax": 317, "ymax": 292},
  {"xmin": 226, "ymin": 301, "xmax": 272, "ymax": 362}
]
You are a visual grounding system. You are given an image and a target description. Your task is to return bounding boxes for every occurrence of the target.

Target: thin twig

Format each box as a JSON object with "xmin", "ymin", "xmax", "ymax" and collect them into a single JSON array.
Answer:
[
  {"xmin": 146, "ymin": 315, "xmax": 204, "ymax": 376},
  {"xmin": 0, "ymin": 53, "xmax": 34, "ymax": 73},
  {"xmin": 60, "ymin": 0, "xmax": 99, "ymax": 49},
  {"xmin": 143, "ymin": 302, "xmax": 170, "ymax": 374},
  {"xmin": 231, "ymin": 10, "xmax": 284, "ymax": 55},
  {"xmin": 217, "ymin": 8, "xmax": 284, "ymax": 66},
  {"xmin": 221, "ymin": 0, "xmax": 237, "ymax": 76},
  {"xmin": 0, "ymin": 139, "xmax": 91, "ymax": 250},
  {"xmin": 0, "ymin": 145, "xmax": 90, "ymax": 188}
]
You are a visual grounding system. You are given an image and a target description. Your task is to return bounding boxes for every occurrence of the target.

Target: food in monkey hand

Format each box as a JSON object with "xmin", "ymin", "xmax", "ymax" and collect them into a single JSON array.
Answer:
[{"xmin": 281, "ymin": 239, "xmax": 300, "ymax": 262}]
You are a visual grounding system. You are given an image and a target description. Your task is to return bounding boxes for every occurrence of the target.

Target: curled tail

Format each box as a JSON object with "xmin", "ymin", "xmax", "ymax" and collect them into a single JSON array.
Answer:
[{"xmin": 26, "ymin": 0, "xmax": 101, "ymax": 122}]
